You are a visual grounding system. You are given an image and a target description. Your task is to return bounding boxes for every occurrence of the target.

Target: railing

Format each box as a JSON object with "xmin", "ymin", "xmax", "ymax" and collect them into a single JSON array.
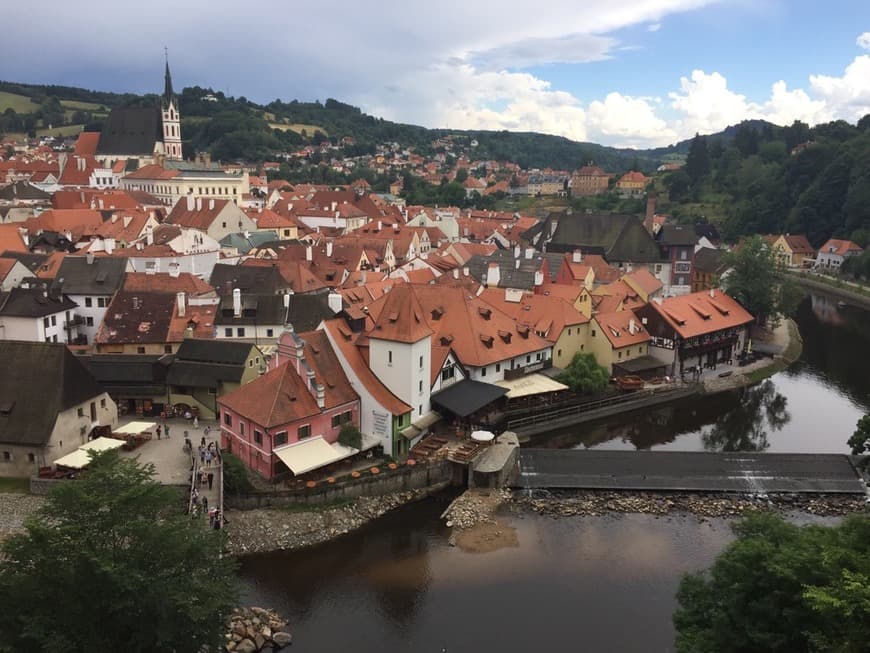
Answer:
[
  {"xmin": 506, "ymin": 384, "xmax": 698, "ymax": 430},
  {"xmin": 503, "ymin": 358, "xmax": 553, "ymax": 381},
  {"xmin": 64, "ymin": 315, "xmax": 85, "ymax": 328}
]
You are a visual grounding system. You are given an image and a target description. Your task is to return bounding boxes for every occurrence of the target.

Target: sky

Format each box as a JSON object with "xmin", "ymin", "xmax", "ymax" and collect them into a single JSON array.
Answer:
[{"xmin": 2, "ymin": 0, "xmax": 870, "ymax": 148}]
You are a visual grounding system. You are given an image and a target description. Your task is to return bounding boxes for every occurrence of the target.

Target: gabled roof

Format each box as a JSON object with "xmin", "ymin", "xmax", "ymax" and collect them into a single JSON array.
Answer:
[
  {"xmin": 0, "ymin": 342, "xmax": 106, "ymax": 446},
  {"xmin": 657, "ymin": 224, "xmax": 697, "ymax": 247},
  {"xmin": 54, "ymin": 256, "xmax": 127, "ymax": 295},
  {"xmin": 780, "ymin": 234, "xmax": 814, "ymax": 255},
  {"xmin": 0, "ymin": 286, "xmax": 77, "ymax": 317},
  {"xmin": 593, "ymin": 310, "xmax": 650, "ymax": 348},
  {"xmin": 123, "ymin": 272, "xmax": 215, "ymax": 296},
  {"xmin": 0, "ymin": 181, "xmax": 51, "ymax": 201},
  {"xmin": 166, "ymin": 198, "xmax": 234, "ymax": 231},
  {"xmin": 367, "ymin": 283, "xmax": 433, "ymax": 344},
  {"xmin": 123, "ymin": 164, "xmax": 181, "ymax": 180},
  {"xmin": 645, "ymin": 289, "xmax": 754, "ymax": 339},
  {"xmin": 543, "ymin": 212, "xmax": 665, "ymax": 263},
  {"xmin": 693, "ymin": 247, "xmax": 729, "ymax": 275},
  {"xmin": 96, "ymin": 106, "xmax": 163, "ymax": 155},
  {"xmin": 819, "ymin": 239, "xmax": 862, "ymax": 257},
  {"xmin": 219, "ymin": 360, "xmax": 321, "ymax": 428},
  {"xmin": 74, "ymin": 131, "xmax": 100, "ymax": 156}
]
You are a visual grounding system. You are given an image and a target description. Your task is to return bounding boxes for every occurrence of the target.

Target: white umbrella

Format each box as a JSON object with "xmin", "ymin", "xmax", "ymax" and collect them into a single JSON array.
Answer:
[{"xmin": 470, "ymin": 430, "xmax": 495, "ymax": 442}]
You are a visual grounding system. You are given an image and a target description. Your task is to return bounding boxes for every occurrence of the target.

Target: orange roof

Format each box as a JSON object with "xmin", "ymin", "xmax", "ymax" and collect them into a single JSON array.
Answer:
[
  {"xmin": 35, "ymin": 251, "xmax": 66, "ymax": 279},
  {"xmin": 166, "ymin": 198, "xmax": 232, "ymax": 230},
  {"xmin": 167, "ymin": 304, "xmax": 215, "ymax": 342},
  {"xmin": 245, "ymin": 207, "xmax": 299, "ymax": 230},
  {"xmin": 26, "ymin": 209, "xmax": 104, "ymax": 240},
  {"xmin": 0, "ymin": 224, "xmax": 28, "ymax": 253},
  {"xmin": 74, "ymin": 132, "xmax": 100, "ymax": 156},
  {"xmin": 594, "ymin": 310, "xmax": 650, "ymax": 348},
  {"xmin": 781, "ymin": 234, "xmax": 815, "ymax": 255},
  {"xmin": 0, "ymin": 257, "xmax": 18, "ymax": 282},
  {"xmin": 367, "ymin": 284, "xmax": 434, "ymax": 344},
  {"xmin": 322, "ymin": 318, "xmax": 411, "ymax": 415},
  {"xmin": 622, "ymin": 268, "xmax": 663, "ymax": 297},
  {"xmin": 123, "ymin": 165, "xmax": 181, "ymax": 180},
  {"xmin": 52, "ymin": 189, "xmax": 142, "ymax": 211},
  {"xmin": 819, "ymin": 238, "xmax": 862, "ymax": 257},
  {"xmin": 219, "ymin": 360, "xmax": 322, "ymax": 427},
  {"xmin": 647, "ymin": 290, "xmax": 754, "ymax": 339},
  {"xmin": 479, "ymin": 289, "xmax": 588, "ymax": 342},
  {"xmin": 124, "ymin": 272, "xmax": 215, "ymax": 295}
]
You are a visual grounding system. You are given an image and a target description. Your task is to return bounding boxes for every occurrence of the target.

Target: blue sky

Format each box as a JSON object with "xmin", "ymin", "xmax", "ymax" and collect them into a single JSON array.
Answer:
[{"xmin": 2, "ymin": 0, "xmax": 869, "ymax": 147}]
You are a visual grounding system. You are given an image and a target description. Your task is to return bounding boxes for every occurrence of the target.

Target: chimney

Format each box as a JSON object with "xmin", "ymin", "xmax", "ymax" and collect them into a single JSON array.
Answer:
[
  {"xmin": 305, "ymin": 245, "xmax": 312, "ymax": 261},
  {"xmin": 361, "ymin": 269, "xmax": 367, "ymax": 285},
  {"xmin": 515, "ymin": 258, "xmax": 520, "ymax": 269},
  {"xmin": 572, "ymin": 249, "xmax": 582, "ymax": 263},
  {"xmin": 315, "ymin": 382, "xmax": 325, "ymax": 409},
  {"xmin": 326, "ymin": 241, "xmax": 333, "ymax": 257},
  {"xmin": 327, "ymin": 291, "xmax": 343, "ymax": 314},
  {"xmin": 283, "ymin": 292, "xmax": 290, "ymax": 309},
  {"xmin": 486, "ymin": 262, "xmax": 501, "ymax": 287},
  {"xmin": 462, "ymin": 267, "xmax": 469, "ymax": 277},
  {"xmin": 146, "ymin": 231, "xmax": 154, "ymax": 246},
  {"xmin": 86, "ymin": 252, "xmax": 95, "ymax": 265},
  {"xmin": 514, "ymin": 244, "xmax": 521, "ymax": 258},
  {"xmin": 203, "ymin": 152, "xmax": 211, "ymax": 166},
  {"xmin": 629, "ymin": 318, "xmax": 636, "ymax": 334},
  {"xmin": 186, "ymin": 193, "xmax": 194, "ymax": 211},
  {"xmin": 534, "ymin": 270, "xmax": 544, "ymax": 286},
  {"xmin": 196, "ymin": 197, "xmax": 202, "ymax": 211},
  {"xmin": 232, "ymin": 288, "xmax": 241, "ymax": 318},
  {"xmin": 644, "ymin": 193, "xmax": 657, "ymax": 234},
  {"xmin": 377, "ymin": 220, "xmax": 382, "ymax": 231},
  {"xmin": 709, "ymin": 288, "xmax": 715, "ymax": 298},
  {"xmin": 525, "ymin": 247, "xmax": 534, "ymax": 260},
  {"xmin": 176, "ymin": 291, "xmax": 186, "ymax": 317},
  {"xmin": 453, "ymin": 268, "xmax": 459, "ymax": 279},
  {"xmin": 98, "ymin": 198, "xmax": 104, "ymax": 209}
]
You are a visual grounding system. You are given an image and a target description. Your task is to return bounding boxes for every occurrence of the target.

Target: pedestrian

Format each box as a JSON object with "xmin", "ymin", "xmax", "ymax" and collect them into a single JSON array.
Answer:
[
  {"xmin": 204, "ymin": 425, "xmax": 211, "ymax": 438},
  {"xmin": 156, "ymin": 424, "xmax": 162, "ymax": 440},
  {"xmin": 200, "ymin": 435, "xmax": 206, "ymax": 447},
  {"xmin": 205, "ymin": 450, "xmax": 212, "ymax": 468},
  {"xmin": 193, "ymin": 416, "xmax": 199, "ymax": 429},
  {"xmin": 201, "ymin": 495, "xmax": 208, "ymax": 513},
  {"xmin": 164, "ymin": 424, "xmax": 170, "ymax": 439},
  {"xmin": 207, "ymin": 471, "xmax": 214, "ymax": 490},
  {"xmin": 213, "ymin": 509, "xmax": 221, "ymax": 530},
  {"xmin": 200, "ymin": 447, "xmax": 206, "ymax": 465}
]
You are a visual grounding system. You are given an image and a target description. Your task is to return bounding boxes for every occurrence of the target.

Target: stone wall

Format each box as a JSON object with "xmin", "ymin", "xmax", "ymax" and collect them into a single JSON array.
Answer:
[{"xmin": 225, "ymin": 459, "xmax": 454, "ymax": 510}]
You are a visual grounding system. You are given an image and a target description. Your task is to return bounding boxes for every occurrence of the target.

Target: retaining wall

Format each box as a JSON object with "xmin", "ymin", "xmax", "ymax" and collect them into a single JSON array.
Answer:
[
  {"xmin": 790, "ymin": 274, "xmax": 870, "ymax": 310},
  {"xmin": 225, "ymin": 459, "xmax": 454, "ymax": 509}
]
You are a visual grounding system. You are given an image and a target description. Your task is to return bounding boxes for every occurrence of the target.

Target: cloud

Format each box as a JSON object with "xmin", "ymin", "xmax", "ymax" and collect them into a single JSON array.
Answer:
[
  {"xmin": 468, "ymin": 33, "xmax": 616, "ymax": 71},
  {"xmin": 858, "ymin": 32, "xmax": 870, "ymax": 50},
  {"xmin": 809, "ymin": 55, "xmax": 870, "ymax": 121},
  {"xmin": 648, "ymin": 23, "xmax": 662, "ymax": 32},
  {"xmin": 587, "ymin": 93, "xmax": 678, "ymax": 146}
]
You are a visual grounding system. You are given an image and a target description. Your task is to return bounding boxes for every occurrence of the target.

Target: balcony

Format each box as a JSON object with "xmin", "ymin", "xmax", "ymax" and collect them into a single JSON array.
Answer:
[
  {"xmin": 503, "ymin": 358, "xmax": 553, "ymax": 381},
  {"xmin": 64, "ymin": 315, "xmax": 85, "ymax": 328}
]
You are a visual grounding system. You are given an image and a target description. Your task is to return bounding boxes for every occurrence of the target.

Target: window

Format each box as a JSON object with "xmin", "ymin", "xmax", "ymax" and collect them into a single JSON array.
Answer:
[
  {"xmin": 51, "ymin": 316, "xmax": 56, "ymax": 326},
  {"xmin": 77, "ymin": 407, "xmax": 84, "ymax": 417},
  {"xmin": 53, "ymin": 335, "xmax": 58, "ymax": 343},
  {"xmin": 419, "ymin": 405, "xmax": 423, "ymax": 416},
  {"xmin": 254, "ymin": 430, "xmax": 262, "ymax": 445},
  {"xmin": 43, "ymin": 317, "xmax": 50, "ymax": 329},
  {"xmin": 266, "ymin": 329, "xmax": 274, "ymax": 337},
  {"xmin": 388, "ymin": 350, "xmax": 392, "ymax": 364},
  {"xmin": 240, "ymin": 422, "xmax": 245, "ymax": 436},
  {"xmin": 419, "ymin": 380, "xmax": 423, "ymax": 393},
  {"xmin": 97, "ymin": 297, "xmax": 107, "ymax": 308},
  {"xmin": 164, "ymin": 345, "xmax": 173, "ymax": 354},
  {"xmin": 223, "ymin": 412, "xmax": 232, "ymax": 426},
  {"xmin": 481, "ymin": 366, "xmax": 487, "ymax": 377},
  {"xmin": 100, "ymin": 398, "xmax": 106, "ymax": 408},
  {"xmin": 526, "ymin": 355, "xmax": 531, "ymax": 363},
  {"xmin": 137, "ymin": 346, "xmax": 146, "ymax": 354},
  {"xmin": 558, "ymin": 349, "xmax": 562, "ymax": 357},
  {"xmin": 237, "ymin": 328, "xmax": 245, "ymax": 337},
  {"xmin": 496, "ymin": 363, "xmax": 501, "ymax": 372},
  {"xmin": 27, "ymin": 453, "xmax": 35, "ymax": 463},
  {"xmin": 419, "ymin": 355, "xmax": 423, "ymax": 368},
  {"xmin": 85, "ymin": 297, "xmax": 93, "ymax": 308},
  {"xmin": 224, "ymin": 328, "xmax": 232, "ymax": 337},
  {"xmin": 591, "ymin": 329, "xmax": 596, "ymax": 337},
  {"xmin": 86, "ymin": 317, "xmax": 94, "ymax": 326},
  {"xmin": 274, "ymin": 431, "xmax": 288, "ymax": 446},
  {"xmin": 222, "ymin": 222, "xmax": 227, "ymax": 228},
  {"xmin": 680, "ymin": 250, "xmax": 687, "ymax": 260},
  {"xmin": 298, "ymin": 425, "xmax": 311, "ymax": 439},
  {"xmin": 2, "ymin": 452, "xmax": 9, "ymax": 462},
  {"xmin": 536, "ymin": 353, "xmax": 542, "ymax": 361},
  {"xmin": 80, "ymin": 426, "xmax": 87, "ymax": 436},
  {"xmin": 618, "ymin": 351, "xmax": 623, "ymax": 359},
  {"xmin": 441, "ymin": 365, "xmax": 454, "ymax": 382}
]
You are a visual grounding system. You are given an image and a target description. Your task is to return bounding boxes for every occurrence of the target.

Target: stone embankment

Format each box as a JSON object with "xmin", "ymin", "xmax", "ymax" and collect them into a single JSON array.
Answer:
[
  {"xmin": 225, "ymin": 489, "xmax": 433, "ymax": 555},
  {"xmin": 0, "ymin": 494, "xmax": 44, "ymax": 541},
  {"xmin": 442, "ymin": 489, "xmax": 512, "ymax": 530},
  {"xmin": 224, "ymin": 607, "xmax": 292, "ymax": 652},
  {"xmin": 512, "ymin": 490, "xmax": 868, "ymax": 519}
]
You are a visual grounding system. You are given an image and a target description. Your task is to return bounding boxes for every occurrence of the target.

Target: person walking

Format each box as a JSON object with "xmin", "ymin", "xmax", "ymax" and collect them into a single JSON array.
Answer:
[
  {"xmin": 205, "ymin": 449, "xmax": 212, "ymax": 468},
  {"xmin": 156, "ymin": 424, "xmax": 162, "ymax": 440},
  {"xmin": 201, "ymin": 495, "xmax": 208, "ymax": 514},
  {"xmin": 193, "ymin": 416, "xmax": 199, "ymax": 429},
  {"xmin": 207, "ymin": 471, "xmax": 214, "ymax": 490},
  {"xmin": 164, "ymin": 424, "xmax": 170, "ymax": 439}
]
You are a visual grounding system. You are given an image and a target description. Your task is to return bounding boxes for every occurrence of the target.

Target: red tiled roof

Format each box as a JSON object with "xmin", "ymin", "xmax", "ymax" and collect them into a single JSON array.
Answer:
[
  {"xmin": 74, "ymin": 132, "xmax": 100, "ymax": 156},
  {"xmin": 367, "ymin": 284, "xmax": 434, "ymax": 344},
  {"xmin": 0, "ymin": 224, "xmax": 28, "ymax": 253},
  {"xmin": 594, "ymin": 310, "xmax": 650, "ymax": 348},
  {"xmin": 647, "ymin": 290, "xmax": 754, "ymax": 339},
  {"xmin": 819, "ymin": 238, "xmax": 862, "ymax": 257},
  {"xmin": 123, "ymin": 165, "xmax": 181, "ymax": 180},
  {"xmin": 123, "ymin": 272, "xmax": 215, "ymax": 295}
]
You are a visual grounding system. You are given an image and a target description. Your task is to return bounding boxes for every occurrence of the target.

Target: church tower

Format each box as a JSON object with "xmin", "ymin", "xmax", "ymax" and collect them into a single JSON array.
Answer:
[{"xmin": 161, "ymin": 52, "xmax": 182, "ymax": 161}]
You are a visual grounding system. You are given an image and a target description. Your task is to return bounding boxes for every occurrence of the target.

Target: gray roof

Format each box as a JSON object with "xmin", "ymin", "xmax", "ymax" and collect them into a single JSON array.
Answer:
[
  {"xmin": 96, "ymin": 106, "xmax": 163, "ymax": 155},
  {"xmin": 78, "ymin": 354, "xmax": 170, "ymax": 398},
  {"xmin": 210, "ymin": 263, "xmax": 287, "ymax": 295},
  {"xmin": 167, "ymin": 361, "xmax": 246, "ymax": 388},
  {"xmin": 54, "ymin": 256, "xmax": 127, "ymax": 295},
  {"xmin": 0, "ymin": 342, "xmax": 106, "ymax": 446},
  {"xmin": 0, "ymin": 252, "xmax": 49, "ymax": 275},
  {"xmin": 466, "ymin": 250, "xmax": 545, "ymax": 290},
  {"xmin": 214, "ymin": 293, "xmax": 333, "ymax": 331},
  {"xmin": 693, "ymin": 247, "xmax": 729, "ymax": 274},
  {"xmin": 0, "ymin": 181, "xmax": 51, "ymax": 201},
  {"xmin": 219, "ymin": 231, "xmax": 279, "ymax": 255},
  {"xmin": 174, "ymin": 339, "xmax": 256, "ymax": 366},
  {"xmin": 540, "ymin": 212, "xmax": 666, "ymax": 263},
  {"xmin": 0, "ymin": 286, "xmax": 77, "ymax": 318},
  {"xmin": 657, "ymin": 224, "xmax": 698, "ymax": 247}
]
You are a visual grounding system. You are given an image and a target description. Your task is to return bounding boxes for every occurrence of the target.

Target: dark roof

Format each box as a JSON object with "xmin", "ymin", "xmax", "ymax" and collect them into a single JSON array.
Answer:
[
  {"xmin": 0, "ymin": 181, "xmax": 51, "ymax": 201},
  {"xmin": 54, "ymin": 256, "xmax": 127, "ymax": 295},
  {"xmin": 542, "ymin": 212, "xmax": 665, "ymax": 263},
  {"xmin": 0, "ymin": 252, "xmax": 49, "ymax": 274},
  {"xmin": 214, "ymin": 293, "xmax": 333, "ymax": 331},
  {"xmin": 0, "ymin": 342, "xmax": 106, "ymax": 446},
  {"xmin": 77, "ymin": 353, "xmax": 170, "ymax": 397},
  {"xmin": 694, "ymin": 223, "xmax": 721, "ymax": 243},
  {"xmin": 167, "ymin": 360, "xmax": 246, "ymax": 388},
  {"xmin": 465, "ymin": 250, "xmax": 545, "ymax": 290},
  {"xmin": 96, "ymin": 106, "xmax": 163, "ymax": 155},
  {"xmin": 174, "ymin": 339, "xmax": 256, "ymax": 365},
  {"xmin": 657, "ymin": 224, "xmax": 698, "ymax": 247},
  {"xmin": 0, "ymin": 286, "xmax": 77, "ymax": 317},
  {"xmin": 97, "ymin": 291, "xmax": 173, "ymax": 344},
  {"xmin": 693, "ymin": 247, "xmax": 729, "ymax": 275},
  {"xmin": 210, "ymin": 263, "xmax": 287, "ymax": 295},
  {"xmin": 430, "ymin": 379, "xmax": 508, "ymax": 417}
]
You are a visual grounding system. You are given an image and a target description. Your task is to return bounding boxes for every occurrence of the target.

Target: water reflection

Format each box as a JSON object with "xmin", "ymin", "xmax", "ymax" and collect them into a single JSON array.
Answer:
[{"xmin": 700, "ymin": 380, "xmax": 789, "ymax": 452}]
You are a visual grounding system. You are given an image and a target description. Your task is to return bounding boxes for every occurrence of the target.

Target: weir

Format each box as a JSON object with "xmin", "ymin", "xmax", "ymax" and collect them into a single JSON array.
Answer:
[{"xmin": 512, "ymin": 449, "xmax": 866, "ymax": 495}]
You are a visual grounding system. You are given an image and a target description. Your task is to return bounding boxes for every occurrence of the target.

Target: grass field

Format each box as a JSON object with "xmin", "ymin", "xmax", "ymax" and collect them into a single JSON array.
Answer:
[
  {"xmin": 0, "ymin": 91, "xmax": 40, "ymax": 113},
  {"xmin": 268, "ymin": 122, "xmax": 326, "ymax": 136},
  {"xmin": 60, "ymin": 99, "xmax": 105, "ymax": 111},
  {"xmin": 3, "ymin": 124, "xmax": 85, "ymax": 140}
]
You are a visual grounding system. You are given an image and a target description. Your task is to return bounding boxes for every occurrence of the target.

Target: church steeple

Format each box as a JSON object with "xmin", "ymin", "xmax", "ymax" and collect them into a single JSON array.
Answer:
[
  {"xmin": 163, "ymin": 48, "xmax": 175, "ymax": 106},
  {"xmin": 160, "ymin": 48, "xmax": 182, "ymax": 161}
]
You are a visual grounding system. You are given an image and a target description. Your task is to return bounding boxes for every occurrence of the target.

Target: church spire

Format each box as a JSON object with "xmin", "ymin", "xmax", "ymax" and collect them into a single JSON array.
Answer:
[{"xmin": 163, "ymin": 47, "xmax": 174, "ymax": 104}]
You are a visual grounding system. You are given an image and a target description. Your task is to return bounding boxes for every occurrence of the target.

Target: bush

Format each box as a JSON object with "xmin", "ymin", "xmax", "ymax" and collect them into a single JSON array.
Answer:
[
  {"xmin": 221, "ymin": 453, "xmax": 254, "ymax": 495},
  {"xmin": 338, "ymin": 424, "xmax": 362, "ymax": 450}
]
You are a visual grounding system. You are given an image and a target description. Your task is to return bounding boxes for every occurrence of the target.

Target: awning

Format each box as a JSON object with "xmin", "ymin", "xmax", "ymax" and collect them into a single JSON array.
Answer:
[
  {"xmin": 114, "ymin": 421, "xmax": 157, "ymax": 435},
  {"xmin": 431, "ymin": 379, "xmax": 508, "ymax": 418},
  {"xmin": 53, "ymin": 437, "xmax": 125, "ymax": 469},
  {"xmin": 400, "ymin": 410, "xmax": 442, "ymax": 440},
  {"xmin": 273, "ymin": 434, "xmax": 379, "ymax": 476},
  {"xmin": 495, "ymin": 373, "xmax": 568, "ymax": 399},
  {"xmin": 612, "ymin": 355, "xmax": 669, "ymax": 373}
]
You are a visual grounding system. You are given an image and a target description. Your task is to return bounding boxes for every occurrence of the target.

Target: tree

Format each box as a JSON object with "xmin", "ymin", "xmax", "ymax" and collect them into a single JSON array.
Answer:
[
  {"xmin": 723, "ymin": 235, "xmax": 801, "ymax": 327},
  {"xmin": 339, "ymin": 423, "xmax": 363, "ymax": 450},
  {"xmin": 454, "ymin": 167, "xmax": 468, "ymax": 184},
  {"xmin": 556, "ymin": 352, "xmax": 609, "ymax": 395},
  {"xmin": 0, "ymin": 450, "xmax": 237, "ymax": 652},
  {"xmin": 847, "ymin": 414, "xmax": 870, "ymax": 455},
  {"xmin": 674, "ymin": 512, "xmax": 870, "ymax": 653},
  {"xmin": 685, "ymin": 133, "xmax": 711, "ymax": 186}
]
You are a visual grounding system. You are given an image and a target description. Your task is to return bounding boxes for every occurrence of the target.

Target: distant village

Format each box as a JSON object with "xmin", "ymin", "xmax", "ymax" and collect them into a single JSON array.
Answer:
[{"xmin": 0, "ymin": 62, "xmax": 863, "ymax": 484}]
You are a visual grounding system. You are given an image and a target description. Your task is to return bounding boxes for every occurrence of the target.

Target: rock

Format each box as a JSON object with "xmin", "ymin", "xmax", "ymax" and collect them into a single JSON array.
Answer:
[
  {"xmin": 235, "ymin": 639, "xmax": 257, "ymax": 653},
  {"xmin": 261, "ymin": 625, "xmax": 272, "ymax": 640},
  {"xmin": 272, "ymin": 631, "xmax": 293, "ymax": 648},
  {"xmin": 254, "ymin": 633, "xmax": 266, "ymax": 650},
  {"xmin": 225, "ymin": 642, "xmax": 237, "ymax": 652}
]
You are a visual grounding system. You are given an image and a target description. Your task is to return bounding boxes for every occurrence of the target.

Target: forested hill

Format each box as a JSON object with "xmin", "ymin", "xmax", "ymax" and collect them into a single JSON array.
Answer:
[{"xmin": 0, "ymin": 80, "xmax": 677, "ymax": 170}]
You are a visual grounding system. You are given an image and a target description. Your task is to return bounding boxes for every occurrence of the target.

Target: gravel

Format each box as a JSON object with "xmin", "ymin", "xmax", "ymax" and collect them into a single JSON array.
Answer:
[{"xmin": 0, "ymin": 494, "xmax": 44, "ymax": 539}]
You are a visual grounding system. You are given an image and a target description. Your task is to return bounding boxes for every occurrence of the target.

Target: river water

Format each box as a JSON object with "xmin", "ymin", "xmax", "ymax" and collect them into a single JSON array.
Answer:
[{"xmin": 237, "ymin": 294, "xmax": 870, "ymax": 652}]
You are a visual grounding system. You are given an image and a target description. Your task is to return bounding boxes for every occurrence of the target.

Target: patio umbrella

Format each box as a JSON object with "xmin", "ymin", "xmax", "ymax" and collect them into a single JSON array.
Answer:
[{"xmin": 470, "ymin": 430, "xmax": 495, "ymax": 442}]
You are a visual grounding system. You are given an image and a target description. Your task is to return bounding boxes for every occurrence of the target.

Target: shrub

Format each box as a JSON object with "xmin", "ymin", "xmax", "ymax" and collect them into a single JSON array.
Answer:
[
  {"xmin": 221, "ymin": 452, "xmax": 254, "ymax": 495},
  {"xmin": 338, "ymin": 424, "xmax": 363, "ymax": 450}
]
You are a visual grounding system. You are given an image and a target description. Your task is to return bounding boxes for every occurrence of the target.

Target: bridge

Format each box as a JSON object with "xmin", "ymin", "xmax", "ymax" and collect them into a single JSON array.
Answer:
[{"xmin": 512, "ymin": 449, "xmax": 867, "ymax": 495}]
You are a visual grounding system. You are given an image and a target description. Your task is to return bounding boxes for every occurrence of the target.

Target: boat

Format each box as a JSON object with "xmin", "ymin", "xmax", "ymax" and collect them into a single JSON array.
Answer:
[{"xmin": 615, "ymin": 375, "xmax": 645, "ymax": 391}]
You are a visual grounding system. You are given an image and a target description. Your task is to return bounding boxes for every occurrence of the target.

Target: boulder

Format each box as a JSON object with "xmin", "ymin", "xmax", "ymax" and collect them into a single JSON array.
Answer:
[
  {"xmin": 235, "ymin": 639, "xmax": 257, "ymax": 653},
  {"xmin": 272, "ymin": 631, "xmax": 293, "ymax": 648}
]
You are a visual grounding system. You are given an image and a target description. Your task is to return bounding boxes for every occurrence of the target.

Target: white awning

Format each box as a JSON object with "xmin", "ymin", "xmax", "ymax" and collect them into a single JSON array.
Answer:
[
  {"xmin": 274, "ymin": 434, "xmax": 380, "ymax": 475},
  {"xmin": 400, "ymin": 410, "xmax": 442, "ymax": 440},
  {"xmin": 495, "ymin": 373, "xmax": 568, "ymax": 399},
  {"xmin": 53, "ymin": 437, "xmax": 125, "ymax": 469},
  {"xmin": 114, "ymin": 421, "xmax": 157, "ymax": 435}
]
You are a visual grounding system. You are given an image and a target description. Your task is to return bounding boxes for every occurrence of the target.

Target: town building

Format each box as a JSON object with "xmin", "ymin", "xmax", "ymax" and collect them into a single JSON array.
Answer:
[
  {"xmin": 815, "ymin": 239, "xmax": 862, "ymax": 270},
  {"xmin": 570, "ymin": 165, "xmax": 610, "ymax": 196},
  {"xmin": 0, "ymin": 285, "xmax": 80, "ymax": 343},
  {"xmin": 53, "ymin": 255, "xmax": 127, "ymax": 344},
  {"xmin": 119, "ymin": 164, "xmax": 251, "ymax": 209},
  {"xmin": 770, "ymin": 234, "xmax": 815, "ymax": 268}
]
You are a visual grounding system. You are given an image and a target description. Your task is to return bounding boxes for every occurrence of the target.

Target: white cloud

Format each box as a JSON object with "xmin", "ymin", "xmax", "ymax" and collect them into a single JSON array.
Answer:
[
  {"xmin": 648, "ymin": 23, "xmax": 662, "ymax": 32},
  {"xmin": 587, "ymin": 93, "xmax": 678, "ymax": 146},
  {"xmin": 857, "ymin": 32, "xmax": 870, "ymax": 50},
  {"xmin": 809, "ymin": 55, "xmax": 870, "ymax": 121}
]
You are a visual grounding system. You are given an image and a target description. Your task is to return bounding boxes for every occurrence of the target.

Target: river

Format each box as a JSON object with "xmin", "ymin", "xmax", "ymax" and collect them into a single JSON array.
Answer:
[{"xmin": 237, "ymin": 294, "xmax": 870, "ymax": 652}]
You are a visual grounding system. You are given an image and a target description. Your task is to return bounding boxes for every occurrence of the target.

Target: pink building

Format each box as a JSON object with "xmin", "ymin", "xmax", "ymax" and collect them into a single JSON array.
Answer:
[{"xmin": 218, "ymin": 327, "xmax": 360, "ymax": 480}]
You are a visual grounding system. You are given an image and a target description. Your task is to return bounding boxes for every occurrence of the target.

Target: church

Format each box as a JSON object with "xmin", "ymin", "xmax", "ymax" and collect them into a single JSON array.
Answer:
[{"xmin": 90, "ymin": 57, "xmax": 183, "ymax": 169}]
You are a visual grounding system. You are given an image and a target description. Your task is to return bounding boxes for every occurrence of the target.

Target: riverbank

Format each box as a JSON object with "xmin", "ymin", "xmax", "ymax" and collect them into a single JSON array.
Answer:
[
  {"xmin": 224, "ymin": 488, "xmax": 438, "ymax": 556},
  {"xmin": 789, "ymin": 271, "xmax": 870, "ymax": 309}
]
